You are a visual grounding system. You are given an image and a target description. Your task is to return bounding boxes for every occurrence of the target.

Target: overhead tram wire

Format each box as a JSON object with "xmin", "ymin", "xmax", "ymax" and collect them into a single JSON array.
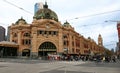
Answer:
[
  {"xmin": 0, "ymin": 23, "xmax": 9, "ymax": 26},
  {"xmin": 61, "ymin": 9, "xmax": 120, "ymax": 29},
  {"xmin": 66, "ymin": 9, "xmax": 120, "ymax": 21},
  {"xmin": 104, "ymin": 43, "xmax": 116, "ymax": 49},
  {"xmin": 79, "ymin": 21, "xmax": 109, "ymax": 27},
  {"xmin": 3, "ymin": 0, "xmax": 33, "ymax": 15},
  {"xmin": 3, "ymin": 0, "xmax": 120, "ymax": 24}
]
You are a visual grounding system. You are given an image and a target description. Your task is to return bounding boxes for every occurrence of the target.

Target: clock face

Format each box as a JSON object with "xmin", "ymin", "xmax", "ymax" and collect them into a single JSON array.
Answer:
[{"xmin": 46, "ymin": 24, "xmax": 50, "ymax": 29}]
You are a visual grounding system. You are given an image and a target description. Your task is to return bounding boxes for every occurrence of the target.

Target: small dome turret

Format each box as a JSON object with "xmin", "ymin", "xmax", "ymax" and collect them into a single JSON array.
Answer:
[
  {"xmin": 15, "ymin": 17, "xmax": 27, "ymax": 25},
  {"xmin": 63, "ymin": 21, "xmax": 71, "ymax": 27}
]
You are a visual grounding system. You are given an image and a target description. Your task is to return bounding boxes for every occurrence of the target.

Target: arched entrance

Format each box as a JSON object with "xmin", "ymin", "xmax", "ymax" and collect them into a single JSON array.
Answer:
[
  {"xmin": 38, "ymin": 42, "xmax": 57, "ymax": 57},
  {"xmin": 22, "ymin": 49, "xmax": 30, "ymax": 57}
]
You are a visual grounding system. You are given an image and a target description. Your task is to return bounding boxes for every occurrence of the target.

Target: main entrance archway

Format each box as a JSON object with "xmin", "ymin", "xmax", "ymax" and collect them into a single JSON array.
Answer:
[{"xmin": 38, "ymin": 42, "xmax": 57, "ymax": 57}]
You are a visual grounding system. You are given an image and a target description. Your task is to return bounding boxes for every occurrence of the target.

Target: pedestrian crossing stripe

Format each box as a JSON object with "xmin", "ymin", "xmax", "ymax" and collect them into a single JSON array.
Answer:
[{"xmin": 47, "ymin": 61, "xmax": 86, "ymax": 65}]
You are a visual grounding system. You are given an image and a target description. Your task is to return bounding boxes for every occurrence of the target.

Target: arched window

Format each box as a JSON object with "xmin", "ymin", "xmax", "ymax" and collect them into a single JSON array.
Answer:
[
  {"xmin": 13, "ymin": 33, "xmax": 17, "ymax": 37},
  {"xmin": 23, "ymin": 32, "xmax": 30, "ymax": 37},
  {"xmin": 63, "ymin": 35, "xmax": 67, "ymax": 39},
  {"xmin": 39, "ymin": 42, "xmax": 56, "ymax": 50},
  {"xmin": 22, "ymin": 39, "xmax": 31, "ymax": 45}
]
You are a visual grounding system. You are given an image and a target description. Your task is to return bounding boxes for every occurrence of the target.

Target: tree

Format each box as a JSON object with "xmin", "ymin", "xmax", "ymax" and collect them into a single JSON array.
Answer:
[{"xmin": 104, "ymin": 49, "xmax": 114, "ymax": 56}]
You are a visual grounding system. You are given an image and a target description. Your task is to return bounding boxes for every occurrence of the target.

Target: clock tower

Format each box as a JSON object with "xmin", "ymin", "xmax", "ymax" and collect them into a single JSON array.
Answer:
[{"xmin": 98, "ymin": 34, "xmax": 103, "ymax": 46}]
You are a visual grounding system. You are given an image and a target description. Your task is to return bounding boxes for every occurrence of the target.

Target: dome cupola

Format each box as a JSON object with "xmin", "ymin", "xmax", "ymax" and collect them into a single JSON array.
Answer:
[{"xmin": 34, "ymin": 2, "xmax": 58, "ymax": 22}]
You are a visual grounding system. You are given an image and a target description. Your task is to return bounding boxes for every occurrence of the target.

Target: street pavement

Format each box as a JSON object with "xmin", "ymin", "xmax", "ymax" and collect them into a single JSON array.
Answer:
[{"xmin": 0, "ymin": 58, "xmax": 120, "ymax": 73}]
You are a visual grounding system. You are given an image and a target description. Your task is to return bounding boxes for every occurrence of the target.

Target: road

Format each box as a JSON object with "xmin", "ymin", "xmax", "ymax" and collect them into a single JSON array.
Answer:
[{"xmin": 0, "ymin": 58, "xmax": 120, "ymax": 73}]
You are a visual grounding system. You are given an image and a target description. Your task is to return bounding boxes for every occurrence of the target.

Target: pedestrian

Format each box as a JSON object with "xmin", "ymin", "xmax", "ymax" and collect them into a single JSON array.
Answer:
[
  {"xmin": 102, "ymin": 56, "xmax": 105, "ymax": 62},
  {"xmin": 112, "ymin": 56, "xmax": 116, "ymax": 62}
]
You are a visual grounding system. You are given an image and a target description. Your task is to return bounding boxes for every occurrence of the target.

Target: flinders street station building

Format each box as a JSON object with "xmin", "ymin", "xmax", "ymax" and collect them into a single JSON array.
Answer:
[{"xmin": 0, "ymin": 2, "xmax": 104, "ymax": 58}]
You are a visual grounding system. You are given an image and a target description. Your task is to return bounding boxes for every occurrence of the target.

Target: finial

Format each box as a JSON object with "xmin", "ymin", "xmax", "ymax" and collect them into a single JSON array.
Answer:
[
  {"xmin": 99, "ymin": 34, "xmax": 101, "ymax": 37},
  {"xmin": 45, "ymin": 1, "xmax": 47, "ymax": 5},
  {"xmin": 44, "ymin": 1, "xmax": 48, "ymax": 8},
  {"xmin": 21, "ymin": 16, "xmax": 23, "ymax": 19},
  {"xmin": 65, "ymin": 20, "xmax": 69, "ymax": 24}
]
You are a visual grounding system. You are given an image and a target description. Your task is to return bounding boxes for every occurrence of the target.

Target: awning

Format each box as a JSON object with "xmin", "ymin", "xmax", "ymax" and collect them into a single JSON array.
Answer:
[{"xmin": 0, "ymin": 41, "xmax": 19, "ymax": 48}]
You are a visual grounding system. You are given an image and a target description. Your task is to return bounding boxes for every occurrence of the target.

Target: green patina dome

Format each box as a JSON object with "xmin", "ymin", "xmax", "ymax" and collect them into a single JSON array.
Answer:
[{"xmin": 34, "ymin": 2, "xmax": 58, "ymax": 22}]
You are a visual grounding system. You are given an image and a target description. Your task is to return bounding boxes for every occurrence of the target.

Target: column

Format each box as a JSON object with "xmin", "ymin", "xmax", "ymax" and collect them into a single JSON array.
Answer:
[{"xmin": 18, "ymin": 31, "xmax": 22, "ymax": 56}]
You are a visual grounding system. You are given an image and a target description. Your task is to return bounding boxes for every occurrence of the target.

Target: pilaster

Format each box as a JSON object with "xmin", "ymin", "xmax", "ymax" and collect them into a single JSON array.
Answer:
[
  {"xmin": 58, "ymin": 28, "xmax": 63, "ymax": 53},
  {"xmin": 31, "ymin": 27, "xmax": 38, "ymax": 58}
]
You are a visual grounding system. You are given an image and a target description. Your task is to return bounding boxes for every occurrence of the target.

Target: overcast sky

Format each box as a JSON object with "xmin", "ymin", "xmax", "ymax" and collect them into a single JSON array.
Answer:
[{"xmin": 0, "ymin": 0, "xmax": 120, "ymax": 50}]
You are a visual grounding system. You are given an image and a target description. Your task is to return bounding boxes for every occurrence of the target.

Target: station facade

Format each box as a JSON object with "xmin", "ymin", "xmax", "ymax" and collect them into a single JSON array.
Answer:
[{"xmin": 8, "ymin": 2, "xmax": 104, "ymax": 58}]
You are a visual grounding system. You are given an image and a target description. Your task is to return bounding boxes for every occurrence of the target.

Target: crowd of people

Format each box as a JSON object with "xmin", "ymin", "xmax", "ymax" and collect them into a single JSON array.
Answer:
[{"xmin": 47, "ymin": 54, "xmax": 119, "ymax": 63}]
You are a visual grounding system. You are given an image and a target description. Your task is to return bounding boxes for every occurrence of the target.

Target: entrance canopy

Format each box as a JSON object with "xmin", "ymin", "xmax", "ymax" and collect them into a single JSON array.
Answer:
[
  {"xmin": 0, "ymin": 41, "xmax": 19, "ymax": 57},
  {"xmin": 0, "ymin": 41, "xmax": 19, "ymax": 47}
]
